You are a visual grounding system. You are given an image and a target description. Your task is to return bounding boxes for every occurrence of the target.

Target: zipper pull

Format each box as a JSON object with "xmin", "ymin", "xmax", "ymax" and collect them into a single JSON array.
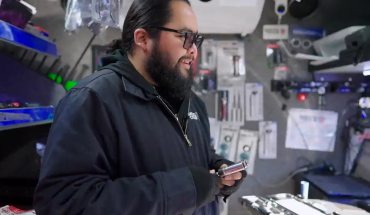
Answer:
[{"xmin": 184, "ymin": 135, "xmax": 192, "ymax": 146}]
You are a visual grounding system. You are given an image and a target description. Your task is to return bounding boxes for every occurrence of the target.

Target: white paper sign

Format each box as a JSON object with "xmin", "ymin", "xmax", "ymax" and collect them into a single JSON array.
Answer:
[
  {"xmin": 220, "ymin": 0, "xmax": 257, "ymax": 7},
  {"xmin": 245, "ymin": 83, "xmax": 263, "ymax": 121},
  {"xmin": 217, "ymin": 125, "xmax": 240, "ymax": 162},
  {"xmin": 285, "ymin": 108, "xmax": 338, "ymax": 152},
  {"xmin": 259, "ymin": 121, "xmax": 277, "ymax": 159},
  {"xmin": 237, "ymin": 130, "xmax": 258, "ymax": 175}
]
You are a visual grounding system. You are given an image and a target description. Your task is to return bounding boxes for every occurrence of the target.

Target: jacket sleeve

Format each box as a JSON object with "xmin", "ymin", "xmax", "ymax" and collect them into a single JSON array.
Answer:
[{"xmin": 34, "ymin": 88, "xmax": 196, "ymax": 215}]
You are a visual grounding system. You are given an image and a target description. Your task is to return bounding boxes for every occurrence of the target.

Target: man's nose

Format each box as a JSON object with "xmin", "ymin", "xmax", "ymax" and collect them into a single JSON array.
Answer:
[{"xmin": 187, "ymin": 43, "xmax": 198, "ymax": 58}]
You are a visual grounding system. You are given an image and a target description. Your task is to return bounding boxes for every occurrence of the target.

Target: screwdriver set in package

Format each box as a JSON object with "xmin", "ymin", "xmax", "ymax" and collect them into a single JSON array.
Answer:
[{"xmin": 216, "ymin": 86, "xmax": 245, "ymax": 126}]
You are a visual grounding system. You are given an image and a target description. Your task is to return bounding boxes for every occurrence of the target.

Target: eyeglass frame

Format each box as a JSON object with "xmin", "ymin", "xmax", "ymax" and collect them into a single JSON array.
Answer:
[{"xmin": 149, "ymin": 26, "xmax": 204, "ymax": 50}]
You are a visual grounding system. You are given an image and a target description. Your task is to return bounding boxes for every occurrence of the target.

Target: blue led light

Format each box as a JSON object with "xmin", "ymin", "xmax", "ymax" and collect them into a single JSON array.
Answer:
[
  {"xmin": 362, "ymin": 111, "xmax": 367, "ymax": 119},
  {"xmin": 0, "ymin": 107, "xmax": 54, "ymax": 128}
]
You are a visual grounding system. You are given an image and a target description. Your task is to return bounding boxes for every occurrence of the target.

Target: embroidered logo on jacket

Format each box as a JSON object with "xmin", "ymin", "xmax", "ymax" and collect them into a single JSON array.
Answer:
[{"xmin": 188, "ymin": 112, "xmax": 199, "ymax": 120}]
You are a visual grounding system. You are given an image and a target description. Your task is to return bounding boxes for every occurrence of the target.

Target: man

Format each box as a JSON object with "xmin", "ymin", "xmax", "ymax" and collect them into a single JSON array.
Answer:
[{"xmin": 33, "ymin": 0, "xmax": 246, "ymax": 214}]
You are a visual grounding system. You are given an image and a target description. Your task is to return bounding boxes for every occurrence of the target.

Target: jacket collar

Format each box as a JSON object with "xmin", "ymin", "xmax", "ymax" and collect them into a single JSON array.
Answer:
[{"xmin": 101, "ymin": 55, "xmax": 157, "ymax": 99}]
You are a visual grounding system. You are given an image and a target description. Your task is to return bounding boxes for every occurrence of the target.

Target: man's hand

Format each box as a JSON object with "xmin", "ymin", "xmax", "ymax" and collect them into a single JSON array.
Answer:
[
  {"xmin": 218, "ymin": 164, "xmax": 243, "ymax": 188},
  {"xmin": 209, "ymin": 164, "xmax": 243, "ymax": 188},
  {"xmin": 212, "ymin": 163, "xmax": 247, "ymax": 202}
]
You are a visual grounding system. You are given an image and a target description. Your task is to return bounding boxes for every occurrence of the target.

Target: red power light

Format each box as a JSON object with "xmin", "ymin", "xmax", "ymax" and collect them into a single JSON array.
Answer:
[
  {"xmin": 11, "ymin": 102, "xmax": 20, "ymax": 107},
  {"xmin": 297, "ymin": 93, "xmax": 307, "ymax": 101}
]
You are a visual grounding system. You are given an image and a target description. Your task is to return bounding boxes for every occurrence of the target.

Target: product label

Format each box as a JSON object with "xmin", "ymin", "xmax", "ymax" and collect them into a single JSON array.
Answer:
[
  {"xmin": 263, "ymin": 25, "xmax": 289, "ymax": 40},
  {"xmin": 291, "ymin": 27, "xmax": 325, "ymax": 38}
]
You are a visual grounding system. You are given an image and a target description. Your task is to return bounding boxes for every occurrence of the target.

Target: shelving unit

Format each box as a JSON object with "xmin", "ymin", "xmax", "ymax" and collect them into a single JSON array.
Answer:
[
  {"xmin": 0, "ymin": 20, "xmax": 61, "ymax": 209},
  {"xmin": 0, "ymin": 20, "xmax": 58, "ymax": 57},
  {"xmin": 0, "ymin": 107, "xmax": 54, "ymax": 131}
]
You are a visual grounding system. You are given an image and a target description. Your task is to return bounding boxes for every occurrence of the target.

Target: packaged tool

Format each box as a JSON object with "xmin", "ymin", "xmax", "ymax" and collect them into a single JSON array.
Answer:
[
  {"xmin": 289, "ymin": 27, "xmax": 325, "ymax": 55},
  {"xmin": 200, "ymin": 39, "xmax": 217, "ymax": 70},
  {"xmin": 216, "ymin": 40, "xmax": 245, "ymax": 87},
  {"xmin": 266, "ymin": 43, "xmax": 286, "ymax": 69},
  {"xmin": 194, "ymin": 69, "xmax": 217, "ymax": 94},
  {"xmin": 91, "ymin": 0, "xmax": 121, "ymax": 28},
  {"xmin": 217, "ymin": 160, "xmax": 248, "ymax": 177},
  {"xmin": 64, "ymin": 0, "xmax": 108, "ymax": 35},
  {"xmin": 194, "ymin": 39, "xmax": 218, "ymax": 94},
  {"xmin": 216, "ymin": 86, "xmax": 245, "ymax": 126}
]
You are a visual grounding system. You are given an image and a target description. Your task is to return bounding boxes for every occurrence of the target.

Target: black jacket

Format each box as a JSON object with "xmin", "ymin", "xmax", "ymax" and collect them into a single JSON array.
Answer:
[{"xmin": 34, "ymin": 50, "xmax": 231, "ymax": 215}]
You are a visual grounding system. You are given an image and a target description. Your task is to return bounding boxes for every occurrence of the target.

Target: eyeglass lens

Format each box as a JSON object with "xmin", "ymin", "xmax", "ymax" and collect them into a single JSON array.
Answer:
[{"xmin": 184, "ymin": 33, "xmax": 203, "ymax": 50}]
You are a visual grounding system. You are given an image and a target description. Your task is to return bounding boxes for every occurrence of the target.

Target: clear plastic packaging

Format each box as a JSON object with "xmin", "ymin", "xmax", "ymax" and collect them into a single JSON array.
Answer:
[
  {"xmin": 118, "ymin": 0, "xmax": 134, "ymax": 30},
  {"xmin": 273, "ymin": 65, "xmax": 289, "ymax": 80},
  {"xmin": 266, "ymin": 43, "xmax": 286, "ymax": 69},
  {"xmin": 194, "ymin": 69, "xmax": 217, "ymax": 94},
  {"xmin": 64, "ymin": 0, "xmax": 83, "ymax": 33},
  {"xmin": 289, "ymin": 26, "xmax": 325, "ymax": 55},
  {"xmin": 194, "ymin": 40, "xmax": 218, "ymax": 94},
  {"xmin": 216, "ymin": 40, "xmax": 245, "ymax": 87},
  {"xmin": 215, "ymin": 86, "xmax": 245, "ymax": 126},
  {"xmin": 65, "ymin": 0, "xmax": 109, "ymax": 35},
  {"xmin": 201, "ymin": 39, "xmax": 217, "ymax": 70},
  {"xmin": 91, "ymin": 0, "xmax": 121, "ymax": 28}
]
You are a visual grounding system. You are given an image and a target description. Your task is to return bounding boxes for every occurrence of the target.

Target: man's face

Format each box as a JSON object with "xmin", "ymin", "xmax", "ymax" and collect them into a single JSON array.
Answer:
[{"xmin": 146, "ymin": 0, "xmax": 198, "ymax": 99}]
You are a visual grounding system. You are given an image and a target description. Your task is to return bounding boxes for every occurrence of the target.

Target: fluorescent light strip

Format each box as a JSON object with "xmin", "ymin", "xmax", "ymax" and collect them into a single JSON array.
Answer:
[{"xmin": 363, "ymin": 70, "xmax": 370, "ymax": 76}]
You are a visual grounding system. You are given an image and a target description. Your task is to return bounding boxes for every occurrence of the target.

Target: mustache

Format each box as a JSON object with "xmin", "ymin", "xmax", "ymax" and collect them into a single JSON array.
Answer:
[{"xmin": 179, "ymin": 56, "xmax": 195, "ymax": 62}]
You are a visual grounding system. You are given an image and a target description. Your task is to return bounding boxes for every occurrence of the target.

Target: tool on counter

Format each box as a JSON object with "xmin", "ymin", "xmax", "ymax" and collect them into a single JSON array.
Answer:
[{"xmin": 217, "ymin": 160, "xmax": 248, "ymax": 177}]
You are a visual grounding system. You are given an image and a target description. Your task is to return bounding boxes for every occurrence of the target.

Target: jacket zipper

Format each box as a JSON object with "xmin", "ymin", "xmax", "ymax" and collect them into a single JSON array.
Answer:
[{"xmin": 156, "ymin": 95, "xmax": 192, "ymax": 146}]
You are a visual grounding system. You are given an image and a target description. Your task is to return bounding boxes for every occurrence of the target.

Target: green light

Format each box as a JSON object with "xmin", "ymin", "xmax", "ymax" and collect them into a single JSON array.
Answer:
[
  {"xmin": 64, "ymin": 81, "xmax": 78, "ymax": 91},
  {"xmin": 47, "ymin": 73, "xmax": 63, "ymax": 83}
]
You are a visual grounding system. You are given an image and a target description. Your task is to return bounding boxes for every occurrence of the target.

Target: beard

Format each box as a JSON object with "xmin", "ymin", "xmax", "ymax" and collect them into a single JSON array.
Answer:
[{"xmin": 146, "ymin": 42, "xmax": 194, "ymax": 100}]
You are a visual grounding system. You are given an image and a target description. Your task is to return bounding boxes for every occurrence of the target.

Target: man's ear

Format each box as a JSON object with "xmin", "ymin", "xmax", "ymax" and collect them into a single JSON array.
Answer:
[{"xmin": 133, "ymin": 28, "xmax": 150, "ymax": 51}]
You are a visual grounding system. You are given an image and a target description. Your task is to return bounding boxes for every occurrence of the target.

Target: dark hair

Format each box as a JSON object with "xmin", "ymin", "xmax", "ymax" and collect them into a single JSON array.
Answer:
[
  {"xmin": 106, "ymin": 0, "xmax": 190, "ymax": 54},
  {"xmin": 106, "ymin": 39, "xmax": 122, "ymax": 54}
]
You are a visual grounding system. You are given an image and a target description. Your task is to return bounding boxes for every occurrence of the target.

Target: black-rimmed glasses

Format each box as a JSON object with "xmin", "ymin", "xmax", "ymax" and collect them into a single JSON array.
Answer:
[{"xmin": 152, "ymin": 27, "xmax": 204, "ymax": 50}]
